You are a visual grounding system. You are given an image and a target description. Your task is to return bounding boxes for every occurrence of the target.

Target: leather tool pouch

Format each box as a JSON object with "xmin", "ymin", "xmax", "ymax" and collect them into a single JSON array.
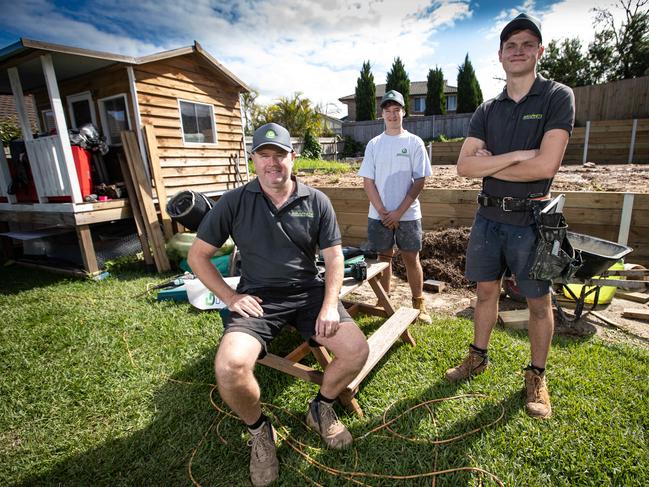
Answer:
[{"xmin": 528, "ymin": 211, "xmax": 582, "ymax": 282}]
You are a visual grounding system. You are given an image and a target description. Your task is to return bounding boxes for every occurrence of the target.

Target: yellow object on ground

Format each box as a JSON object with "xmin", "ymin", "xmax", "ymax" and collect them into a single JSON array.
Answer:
[{"xmin": 563, "ymin": 261, "xmax": 624, "ymax": 305}]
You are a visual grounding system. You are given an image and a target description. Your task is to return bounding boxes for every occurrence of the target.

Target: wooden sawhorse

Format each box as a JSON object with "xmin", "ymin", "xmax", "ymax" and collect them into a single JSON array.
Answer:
[{"xmin": 257, "ymin": 260, "xmax": 419, "ymax": 417}]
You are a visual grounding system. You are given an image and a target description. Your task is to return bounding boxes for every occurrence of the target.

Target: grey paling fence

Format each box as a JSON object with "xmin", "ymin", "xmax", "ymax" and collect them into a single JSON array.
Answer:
[
  {"xmin": 342, "ymin": 113, "xmax": 473, "ymax": 144},
  {"xmin": 244, "ymin": 137, "xmax": 344, "ymax": 160}
]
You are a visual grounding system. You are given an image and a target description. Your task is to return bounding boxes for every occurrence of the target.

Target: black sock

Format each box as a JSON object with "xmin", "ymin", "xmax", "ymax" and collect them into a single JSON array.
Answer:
[
  {"xmin": 246, "ymin": 413, "xmax": 267, "ymax": 432},
  {"xmin": 470, "ymin": 343, "xmax": 488, "ymax": 355},
  {"xmin": 315, "ymin": 391, "xmax": 335, "ymax": 404},
  {"xmin": 526, "ymin": 364, "xmax": 545, "ymax": 375}
]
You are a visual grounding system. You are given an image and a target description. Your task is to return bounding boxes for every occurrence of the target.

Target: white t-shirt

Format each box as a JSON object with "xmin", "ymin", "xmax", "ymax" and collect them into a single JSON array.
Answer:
[{"xmin": 358, "ymin": 130, "xmax": 432, "ymax": 221}]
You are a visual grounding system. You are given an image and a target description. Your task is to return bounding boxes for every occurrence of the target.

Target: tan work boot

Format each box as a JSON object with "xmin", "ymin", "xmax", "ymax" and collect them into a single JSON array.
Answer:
[
  {"xmin": 524, "ymin": 368, "xmax": 552, "ymax": 419},
  {"xmin": 306, "ymin": 399, "xmax": 353, "ymax": 449},
  {"xmin": 412, "ymin": 296, "xmax": 432, "ymax": 324},
  {"xmin": 445, "ymin": 346, "xmax": 489, "ymax": 382},
  {"xmin": 248, "ymin": 422, "xmax": 279, "ymax": 486}
]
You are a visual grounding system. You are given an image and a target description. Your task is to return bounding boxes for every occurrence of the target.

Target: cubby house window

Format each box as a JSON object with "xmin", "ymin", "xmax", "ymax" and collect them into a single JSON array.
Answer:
[
  {"xmin": 42, "ymin": 110, "xmax": 56, "ymax": 133},
  {"xmin": 178, "ymin": 100, "xmax": 217, "ymax": 144},
  {"xmin": 98, "ymin": 94, "xmax": 131, "ymax": 146},
  {"xmin": 67, "ymin": 91, "xmax": 98, "ymax": 129}
]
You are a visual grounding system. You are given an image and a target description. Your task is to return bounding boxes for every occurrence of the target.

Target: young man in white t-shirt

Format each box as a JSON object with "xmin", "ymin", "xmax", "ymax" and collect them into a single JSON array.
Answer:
[{"xmin": 358, "ymin": 90, "xmax": 433, "ymax": 322}]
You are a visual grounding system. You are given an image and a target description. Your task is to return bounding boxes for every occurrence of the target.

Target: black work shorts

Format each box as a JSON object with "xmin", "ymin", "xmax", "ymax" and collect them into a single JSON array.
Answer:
[
  {"xmin": 222, "ymin": 285, "xmax": 354, "ymax": 356},
  {"xmin": 465, "ymin": 214, "xmax": 551, "ymax": 298}
]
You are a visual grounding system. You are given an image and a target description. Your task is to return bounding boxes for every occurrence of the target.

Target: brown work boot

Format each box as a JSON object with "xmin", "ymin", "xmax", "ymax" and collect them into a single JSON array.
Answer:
[
  {"xmin": 412, "ymin": 296, "xmax": 432, "ymax": 324},
  {"xmin": 248, "ymin": 422, "xmax": 279, "ymax": 486},
  {"xmin": 445, "ymin": 346, "xmax": 489, "ymax": 382},
  {"xmin": 306, "ymin": 399, "xmax": 353, "ymax": 449},
  {"xmin": 524, "ymin": 367, "xmax": 552, "ymax": 419}
]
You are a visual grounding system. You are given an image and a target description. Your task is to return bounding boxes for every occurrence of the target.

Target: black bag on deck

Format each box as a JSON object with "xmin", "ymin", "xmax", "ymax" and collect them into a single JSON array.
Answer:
[{"xmin": 166, "ymin": 190, "xmax": 214, "ymax": 232}]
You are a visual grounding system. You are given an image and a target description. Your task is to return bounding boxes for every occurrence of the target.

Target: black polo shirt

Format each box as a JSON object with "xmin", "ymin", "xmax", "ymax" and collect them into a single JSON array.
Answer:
[
  {"xmin": 196, "ymin": 177, "xmax": 342, "ymax": 293},
  {"xmin": 468, "ymin": 74, "xmax": 575, "ymax": 226}
]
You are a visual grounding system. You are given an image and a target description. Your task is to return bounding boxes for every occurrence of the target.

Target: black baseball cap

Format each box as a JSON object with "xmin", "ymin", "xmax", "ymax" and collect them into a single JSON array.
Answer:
[
  {"xmin": 252, "ymin": 122, "xmax": 293, "ymax": 153},
  {"xmin": 500, "ymin": 13, "xmax": 542, "ymax": 44},
  {"xmin": 380, "ymin": 90, "xmax": 405, "ymax": 108}
]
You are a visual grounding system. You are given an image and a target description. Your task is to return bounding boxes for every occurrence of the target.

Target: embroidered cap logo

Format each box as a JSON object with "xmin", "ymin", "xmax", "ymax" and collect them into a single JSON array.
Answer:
[{"xmin": 265, "ymin": 129, "xmax": 277, "ymax": 139}]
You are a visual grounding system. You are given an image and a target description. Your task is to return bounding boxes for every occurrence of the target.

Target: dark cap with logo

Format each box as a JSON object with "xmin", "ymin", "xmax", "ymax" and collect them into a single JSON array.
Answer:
[
  {"xmin": 380, "ymin": 90, "xmax": 405, "ymax": 108},
  {"xmin": 500, "ymin": 13, "xmax": 542, "ymax": 44},
  {"xmin": 252, "ymin": 122, "xmax": 293, "ymax": 152}
]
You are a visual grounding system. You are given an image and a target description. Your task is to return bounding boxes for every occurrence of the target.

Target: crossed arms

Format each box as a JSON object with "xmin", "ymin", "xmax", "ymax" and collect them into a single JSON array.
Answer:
[{"xmin": 456, "ymin": 128, "xmax": 570, "ymax": 181}]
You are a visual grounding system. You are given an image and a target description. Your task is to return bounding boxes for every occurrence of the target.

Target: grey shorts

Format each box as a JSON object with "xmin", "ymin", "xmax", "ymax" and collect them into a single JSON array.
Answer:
[
  {"xmin": 465, "ymin": 214, "xmax": 551, "ymax": 298},
  {"xmin": 367, "ymin": 218, "xmax": 422, "ymax": 252},
  {"xmin": 222, "ymin": 285, "xmax": 354, "ymax": 357}
]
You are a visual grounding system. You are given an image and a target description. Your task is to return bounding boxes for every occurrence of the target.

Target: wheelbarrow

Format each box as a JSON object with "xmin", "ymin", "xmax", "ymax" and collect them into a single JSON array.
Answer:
[{"xmin": 552, "ymin": 232, "xmax": 648, "ymax": 323}]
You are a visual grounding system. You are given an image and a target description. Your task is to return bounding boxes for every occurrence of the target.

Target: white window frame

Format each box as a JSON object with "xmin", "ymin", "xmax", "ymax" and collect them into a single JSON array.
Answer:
[
  {"xmin": 177, "ymin": 99, "xmax": 218, "ymax": 146},
  {"xmin": 414, "ymin": 97, "xmax": 426, "ymax": 113},
  {"xmin": 446, "ymin": 95, "xmax": 457, "ymax": 112},
  {"xmin": 67, "ymin": 90, "xmax": 98, "ymax": 129},
  {"xmin": 98, "ymin": 93, "xmax": 132, "ymax": 146}
]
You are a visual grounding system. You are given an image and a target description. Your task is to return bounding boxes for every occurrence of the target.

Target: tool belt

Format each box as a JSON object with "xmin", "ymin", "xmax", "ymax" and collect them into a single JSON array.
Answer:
[
  {"xmin": 477, "ymin": 193, "xmax": 542, "ymax": 212},
  {"xmin": 528, "ymin": 209, "xmax": 582, "ymax": 282}
]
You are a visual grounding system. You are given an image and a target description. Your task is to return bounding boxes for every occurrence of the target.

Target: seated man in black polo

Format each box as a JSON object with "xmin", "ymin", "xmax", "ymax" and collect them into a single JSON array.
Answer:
[
  {"xmin": 447, "ymin": 13, "xmax": 575, "ymax": 419},
  {"xmin": 188, "ymin": 122, "xmax": 369, "ymax": 486}
]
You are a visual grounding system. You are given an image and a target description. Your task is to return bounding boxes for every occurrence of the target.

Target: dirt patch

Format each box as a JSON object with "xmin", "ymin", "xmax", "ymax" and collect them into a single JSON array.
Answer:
[
  {"xmin": 392, "ymin": 227, "xmax": 471, "ymax": 289},
  {"xmin": 299, "ymin": 163, "xmax": 649, "ymax": 193}
]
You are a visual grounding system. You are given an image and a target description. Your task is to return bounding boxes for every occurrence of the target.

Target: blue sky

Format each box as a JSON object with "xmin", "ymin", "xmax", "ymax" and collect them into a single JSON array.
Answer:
[{"xmin": 0, "ymin": 0, "xmax": 625, "ymax": 117}]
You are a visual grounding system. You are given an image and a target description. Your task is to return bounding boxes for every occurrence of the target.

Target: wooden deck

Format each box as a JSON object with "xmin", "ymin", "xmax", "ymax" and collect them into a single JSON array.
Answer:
[{"xmin": 0, "ymin": 199, "xmax": 133, "ymax": 274}]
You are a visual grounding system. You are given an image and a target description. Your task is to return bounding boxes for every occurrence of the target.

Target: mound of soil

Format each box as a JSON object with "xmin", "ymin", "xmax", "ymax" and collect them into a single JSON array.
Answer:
[{"xmin": 393, "ymin": 227, "xmax": 472, "ymax": 288}]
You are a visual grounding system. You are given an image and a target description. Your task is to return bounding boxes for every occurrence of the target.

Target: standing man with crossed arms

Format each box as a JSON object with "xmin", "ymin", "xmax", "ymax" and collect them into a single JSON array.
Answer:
[
  {"xmin": 359, "ymin": 89, "xmax": 433, "ymax": 323},
  {"xmin": 445, "ymin": 13, "xmax": 575, "ymax": 419}
]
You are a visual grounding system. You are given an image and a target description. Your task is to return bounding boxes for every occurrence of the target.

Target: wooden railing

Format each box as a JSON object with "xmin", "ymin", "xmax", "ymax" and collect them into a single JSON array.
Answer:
[{"xmin": 24, "ymin": 135, "xmax": 73, "ymax": 202}]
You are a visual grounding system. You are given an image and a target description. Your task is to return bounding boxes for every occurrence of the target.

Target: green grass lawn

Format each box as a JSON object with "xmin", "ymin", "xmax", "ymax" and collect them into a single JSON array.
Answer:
[{"xmin": 1, "ymin": 264, "xmax": 647, "ymax": 486}]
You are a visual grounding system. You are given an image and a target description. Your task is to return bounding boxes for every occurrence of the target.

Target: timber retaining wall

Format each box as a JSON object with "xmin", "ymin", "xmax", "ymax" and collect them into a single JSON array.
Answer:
[{"xmin": 319, "ymin": 187, "xmax": 649, "ymax": 267}]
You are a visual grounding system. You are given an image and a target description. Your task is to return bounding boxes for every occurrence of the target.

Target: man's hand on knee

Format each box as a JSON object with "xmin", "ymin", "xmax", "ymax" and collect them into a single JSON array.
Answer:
[
  {"xmin": 315, "ymin": 306, "xmax": 341, "ymax": 338},
  {"xmin": 227, "ymin": 293, "xmax": 264, "ymax": 318}
]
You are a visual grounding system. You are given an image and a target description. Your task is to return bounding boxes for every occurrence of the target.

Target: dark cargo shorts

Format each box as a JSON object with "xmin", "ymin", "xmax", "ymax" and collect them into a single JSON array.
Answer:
[
  {"xmin": 465, "ymin": 213, "xmax": 551, "ymax": 298},
  {"xmin": 367, "ymin": 218, "xmax": 422, "ymax": 252},
  {"xmin": 222, "ymin": 285, "xmax": 354, "ymax": 356}
]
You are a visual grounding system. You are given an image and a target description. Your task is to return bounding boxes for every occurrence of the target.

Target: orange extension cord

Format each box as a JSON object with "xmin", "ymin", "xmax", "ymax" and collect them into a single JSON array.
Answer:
[{"xmin": 180, "ymin": 383, "xmax": 506, "ymax": 487}]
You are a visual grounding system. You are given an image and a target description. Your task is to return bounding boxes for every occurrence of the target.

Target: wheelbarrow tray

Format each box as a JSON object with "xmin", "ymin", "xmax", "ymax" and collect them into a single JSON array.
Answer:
[{"xmin": 567, "ymin": 231, "xmax": 633, "ymax": 279}]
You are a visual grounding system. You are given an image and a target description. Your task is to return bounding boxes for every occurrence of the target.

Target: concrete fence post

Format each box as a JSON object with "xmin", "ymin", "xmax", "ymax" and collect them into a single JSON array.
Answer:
[
  {"xmin": 582, "ymin": 120, "xmax": 591, "ymax": 164},
  {"xmin": 628, "ymin": 118, "xmax": 638, "ymax": 164}
]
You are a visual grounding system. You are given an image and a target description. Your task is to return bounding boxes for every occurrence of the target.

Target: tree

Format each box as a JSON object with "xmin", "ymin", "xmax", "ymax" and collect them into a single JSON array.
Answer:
[
  {"xmin": 253, "ymin": 92, "xmax": 322, "ymax": 138},
  {"xmin": 538, "ymin": 38, "xmax": 593, "ymax": 87},
  {"xmin": 301, "ymin": 128, "xmax": 322, "ymax": 159},
  {"xmin": 425, "ymin": 66, "xmax": 446, "ymax": 115},
  {"xmin": 540, "ymin": 0, "xmax": 649, "ymax": 85},
  {"xmin": 589, "ymin": 0, "xmax": 649, "ymax": 81},
  {"xmin": 0, "ymin": 117, "xmax": 21, "ymax": 145},
  {"xmin": 385, "ymin": 57, "xmax": 411, "ymax": 116},
  {"xmin": 456, "ymin": 54, "xmax": 483, "ymax": 113},
  {"xmin": 355, "ymin": 61, "xmax": 376, "ymax": 121}
]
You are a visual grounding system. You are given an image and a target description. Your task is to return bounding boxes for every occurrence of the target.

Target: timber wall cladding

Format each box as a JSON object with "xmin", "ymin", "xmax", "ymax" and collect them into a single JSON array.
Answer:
[
  {"xmin": 428, "ymin": 119, "xmax": 649, "ymax": 165},
  {"xmin": 319, "ymin": 187, "xmax": 649, "ymax": 267},
  {"xmin": 135, "ymin": 53, "xmax": 246, "ymax": 195}
]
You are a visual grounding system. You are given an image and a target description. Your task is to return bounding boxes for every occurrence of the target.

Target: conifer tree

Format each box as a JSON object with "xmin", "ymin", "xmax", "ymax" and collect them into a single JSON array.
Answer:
[
  {"xmin": 425, "ymin": 66, "xmax": 446, "ymax": 115},
  {"xmin": 355, "ymin": 61, "xmax": 376, "ymax": 121},
  {"xmin": 457, "ymin": 54, "xmax": 483, "ymax": 113},
  {"xmin": 385, "ymin": 57, "xmax": 411, "ymax": 116}
]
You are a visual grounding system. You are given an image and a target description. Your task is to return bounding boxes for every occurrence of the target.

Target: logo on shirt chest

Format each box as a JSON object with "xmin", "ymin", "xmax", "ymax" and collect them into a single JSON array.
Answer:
[
  {"xmin": 288, "ymin": 209, "xmax": 314, "ymax": 218},
  {"xmin": 396, "ymin": 147, "xmax": 409, "ymax": 158},
  {"xmin": 522, "ymin": 113, "xmax": 543, "ymax": 120}
]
